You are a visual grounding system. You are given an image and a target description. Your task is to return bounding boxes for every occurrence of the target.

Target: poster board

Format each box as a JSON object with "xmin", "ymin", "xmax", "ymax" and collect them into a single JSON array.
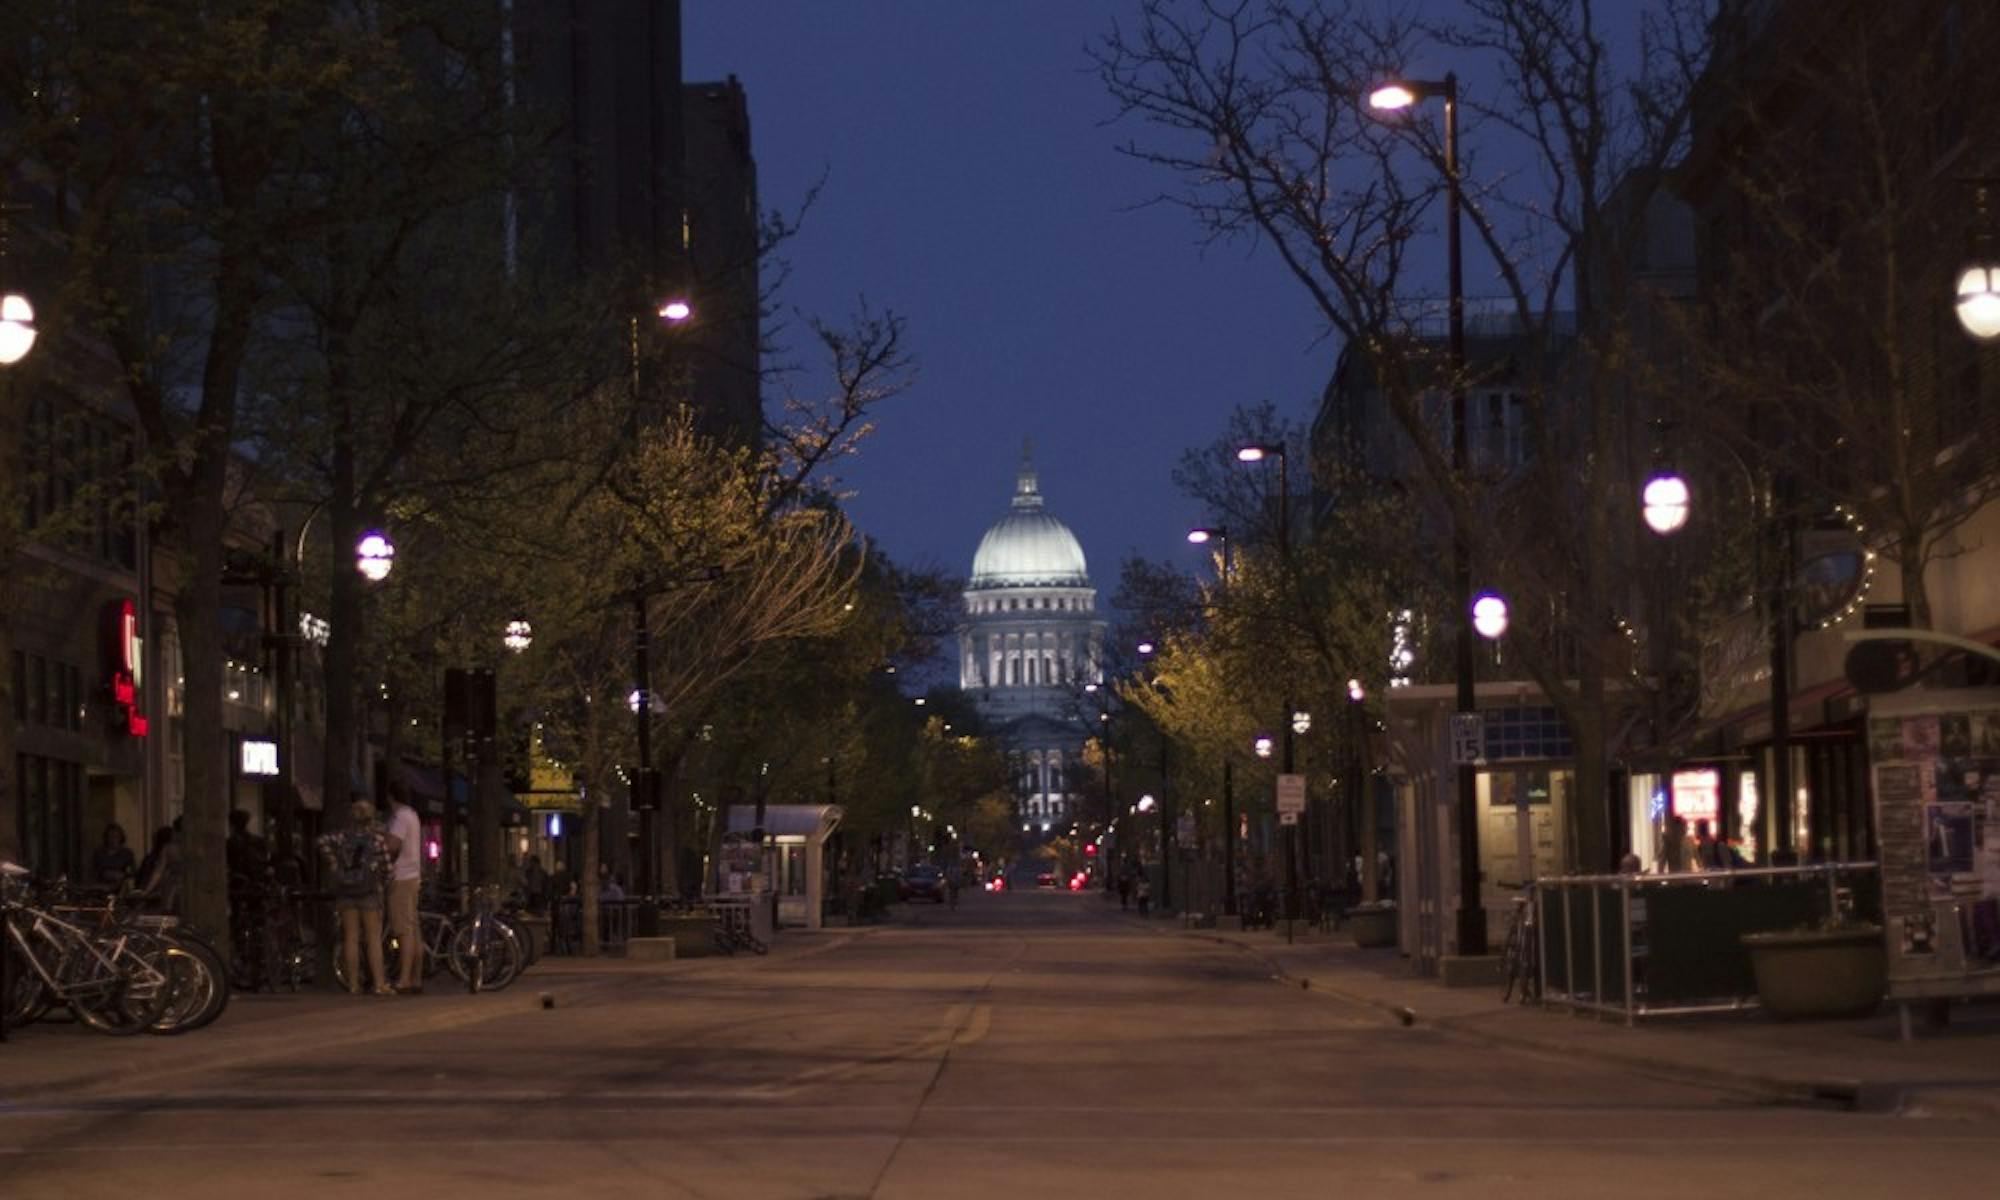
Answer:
[{"xmin": 1867, "ymin": 689, "xmax": 2000, "ymax": 1002}]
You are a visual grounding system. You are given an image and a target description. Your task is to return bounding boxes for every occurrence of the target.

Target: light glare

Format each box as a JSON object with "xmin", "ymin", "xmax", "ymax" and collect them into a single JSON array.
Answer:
[{"xmin": 1368, "ymin": 84, "xmax": 1418, "ymax": 110}]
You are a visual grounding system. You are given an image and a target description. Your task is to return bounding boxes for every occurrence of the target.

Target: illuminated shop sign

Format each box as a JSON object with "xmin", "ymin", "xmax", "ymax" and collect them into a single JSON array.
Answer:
[
  {"xmin": 1670, "ymin": 769, "xmax": 1720, "ymax": 825},
  {"xmin": 240, "ymin": 737, "xmax": 280, "ymax": 777},
  {"xmin": 106, "ymin": 598, "xmax": 149, "ymax": 737}
]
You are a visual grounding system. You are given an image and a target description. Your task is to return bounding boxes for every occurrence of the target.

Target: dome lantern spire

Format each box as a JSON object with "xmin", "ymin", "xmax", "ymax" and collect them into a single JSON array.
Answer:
[{"xmin": 1013, "ymin": 437, "xmax": 1043, "ymax": 510}]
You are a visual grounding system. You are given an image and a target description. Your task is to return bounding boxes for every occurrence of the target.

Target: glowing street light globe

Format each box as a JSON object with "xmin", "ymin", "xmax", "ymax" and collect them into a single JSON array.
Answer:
[
  {"xmin": 1291, "ymin": 710, "xmax": 1313, "ymax": 735},
  {"xmin": 355, "ymin": 531, "xmax": 395, "ymax": 582},
  {"xmin": 0, "ymin": 293, "xmax": 36, "ymax": 365},
  {"xmin": 658, "ymin": 298, "xmax": 693, "ymax": 323},
  {"xmin": 1367, "ymin": 83, "xmax": 1419, "ymax": 111},
  {"xmin": 1348, "ymin": 678, "xmax": 1366, "ymax": 703},
  {"xmin": 1641, "ymin": 473, "xmax": 1691, "ymax": 536},
  {"xmin": 503, "ymin": 619, "xmax": 534, "ymax": 653},
  {"xmin": 627, "ymin": 688, "xmax": 649, "ymax": 713},
  {"xmin": 1137, "ymin": 794, "xmax": 1157, "ymax": 813},
  {"xmin": 1253, "ymin": 735, "xmax": 1275, "ymax": 759},
  {"xmin": 1956, "ymin": 265, "xmax": 2000, "ymax": 340},
  {"xmin": 1471, "ymin": 592, "xmax": 1510, "ymax": 640}
]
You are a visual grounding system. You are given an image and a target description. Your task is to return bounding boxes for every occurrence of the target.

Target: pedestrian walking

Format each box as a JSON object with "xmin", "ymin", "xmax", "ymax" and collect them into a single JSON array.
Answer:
[
  {"xmin": 1117, "ymin": 870, "xmax": 1133, "ymax": 910},
  {"xmin": 319, "ymin": 799, "xmax": 396, "ymax": 996},
  {"xmin": 1135, "ymin": 874, "xmax": 1152, "ymax": 917},
  {"xmin": 383, "ymin": 785, "xmax": 424, "ymax": 994}
]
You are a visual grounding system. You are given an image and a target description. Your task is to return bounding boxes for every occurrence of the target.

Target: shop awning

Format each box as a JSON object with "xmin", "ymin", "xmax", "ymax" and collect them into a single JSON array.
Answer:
[{"xmin": 725, "ymin": 804, "xmax": 843, "ymax": 842}]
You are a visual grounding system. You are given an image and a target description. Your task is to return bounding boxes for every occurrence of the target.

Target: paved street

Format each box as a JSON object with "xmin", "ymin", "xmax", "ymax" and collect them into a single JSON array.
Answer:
[{"xmin": 3, "ymin": 890, "xmax": 1996, "ymax": 1198}]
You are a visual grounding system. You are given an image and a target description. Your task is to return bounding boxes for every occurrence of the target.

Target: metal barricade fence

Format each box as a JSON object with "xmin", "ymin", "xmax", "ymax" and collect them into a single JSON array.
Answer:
[
  {"xmin": 1536, "ymin": 862, "xmax": 1880, "ymax": 1024},
  {"xmin": 551, "ymin": 897, "xmax": 637, "ymax": 953}
]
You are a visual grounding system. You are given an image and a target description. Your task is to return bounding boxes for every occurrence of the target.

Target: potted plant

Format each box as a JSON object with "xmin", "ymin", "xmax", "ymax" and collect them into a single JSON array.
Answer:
[
  {"xmin": 1347, "ymin": 900, "xmax": 1398, "ymax": 948},
  {"xmin": 1741, "ymin": 919, "xmax": 1886, "ymax": 1020}
]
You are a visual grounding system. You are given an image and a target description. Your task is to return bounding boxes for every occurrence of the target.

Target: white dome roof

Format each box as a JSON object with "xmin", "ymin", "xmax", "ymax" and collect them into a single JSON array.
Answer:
[{"xmin": 970, "ymin": 451, "xmax": 1089, "ymax": 588}]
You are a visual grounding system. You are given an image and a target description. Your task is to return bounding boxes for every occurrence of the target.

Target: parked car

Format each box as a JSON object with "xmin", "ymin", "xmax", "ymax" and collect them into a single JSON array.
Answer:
[
  {"xmin": 901, "ymin": 865, "xmax": 948, "ymax": 903},
  {"xmin": 1035, "ymin": 870, "xmax": 1058, "ymax": 890}
]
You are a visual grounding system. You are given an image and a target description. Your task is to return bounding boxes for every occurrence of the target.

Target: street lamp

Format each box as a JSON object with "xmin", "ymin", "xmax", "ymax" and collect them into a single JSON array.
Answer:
[
  {"xmin": 1371, "ymin": 70, "xmax": 1485, "ymax": 954},
  {"xmin": 1641, "ymin": 472, "xmax": 1691, "ymax": 536},
  {"xmin": 503, "ymin": 618, "xmax": 533, "ymax": 654},
  {"xmin": 1471, "ymin": 592, "xmax": 1510, "ymax": 640},
  {"xmin": 1253, "ymin": 735, "xmax": 1274, "ymax": 759},
  {"xmin": 0, "ymin": 293, "xmax": 35, "ymax": 365},
  {"xmin": 355, "ymin": 531, "xmax": 395, "ymax": 582},
  {"xmin": 658, "ymin": 298, "xmax": 693, "ymax": 323},
  {"xmin": 1956, "ymin": 184, "xmax": 2000, "ymax": 340}
]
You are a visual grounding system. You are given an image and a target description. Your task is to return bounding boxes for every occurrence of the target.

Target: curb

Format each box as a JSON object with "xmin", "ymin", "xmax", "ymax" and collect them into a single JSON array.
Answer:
[{"xmin": 1174, "ymin": 930, "xmax": 1981, "ymax": 1115}]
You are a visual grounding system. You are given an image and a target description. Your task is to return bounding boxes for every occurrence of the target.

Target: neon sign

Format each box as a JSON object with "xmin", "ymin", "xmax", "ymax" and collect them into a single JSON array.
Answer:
[{"xmin": 107, "ymin": 599, "xmax": 149, "ymax": 737}]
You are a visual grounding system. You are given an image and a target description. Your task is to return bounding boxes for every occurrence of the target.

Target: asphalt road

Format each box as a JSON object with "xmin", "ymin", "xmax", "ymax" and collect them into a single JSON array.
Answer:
[{"xmin": 3, "ymin": 889, "xmax": 1995, "ymax": 1198}]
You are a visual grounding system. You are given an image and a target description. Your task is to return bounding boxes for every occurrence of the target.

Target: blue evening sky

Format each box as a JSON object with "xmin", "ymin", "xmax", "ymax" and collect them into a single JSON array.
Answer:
[{"xmin": 684, "ymin": 3, "xmax": 1336, "ymax": 586}]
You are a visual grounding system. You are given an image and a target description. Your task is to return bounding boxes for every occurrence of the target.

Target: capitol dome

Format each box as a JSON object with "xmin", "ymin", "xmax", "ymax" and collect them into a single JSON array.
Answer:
[{"xmin": 970, "ymin": 455, "xmax": 1089, "ymax": 588}]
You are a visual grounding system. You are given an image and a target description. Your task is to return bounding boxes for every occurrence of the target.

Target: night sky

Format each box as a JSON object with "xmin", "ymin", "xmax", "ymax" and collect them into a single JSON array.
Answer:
[{"xmin": 683, "ymin": 3, "xmax": 1333, "ymax": 588}]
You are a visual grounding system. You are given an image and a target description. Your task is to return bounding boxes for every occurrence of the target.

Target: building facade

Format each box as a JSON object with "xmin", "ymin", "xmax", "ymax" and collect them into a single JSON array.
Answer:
[{"xmin": 958, "ymin": 448, "xmax": 1105, "ymax": 828}]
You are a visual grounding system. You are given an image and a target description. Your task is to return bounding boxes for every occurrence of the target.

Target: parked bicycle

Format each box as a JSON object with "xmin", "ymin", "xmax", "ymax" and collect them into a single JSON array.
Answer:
[
  {"xmin": 333, "ymin": 883, "xmax": 529, "ymax": 994},
  {"xmin": 2, "ymin": 862, "xmax": 230, "ymax": 1037},
  {"xmin": 1500, "ymin": 884, "xmax": 1541, "ymax": 1005}
]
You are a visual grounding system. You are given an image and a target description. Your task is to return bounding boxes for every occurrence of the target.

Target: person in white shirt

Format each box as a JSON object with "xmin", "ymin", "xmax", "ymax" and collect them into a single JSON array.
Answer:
[{"xmin": 383, "ymin": 784, "xmax": 424, "ymax": 994}]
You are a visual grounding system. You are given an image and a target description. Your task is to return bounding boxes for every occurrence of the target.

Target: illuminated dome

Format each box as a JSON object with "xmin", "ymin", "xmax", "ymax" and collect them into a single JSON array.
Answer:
[{"xmin": 970, "ymin": 454, "xmax": 1089, "ymax": 588}]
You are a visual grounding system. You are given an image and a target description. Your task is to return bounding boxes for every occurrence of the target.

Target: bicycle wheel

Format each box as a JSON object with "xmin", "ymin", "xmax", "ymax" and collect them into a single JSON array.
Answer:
[
  {"xmin": 499, "ymin": 913, "xmax": 541, "ymax": 970},
  {"xmin": 67, "ymin": 938, "xmax": 172, "ymax": 1036},
  {"xmin": 1499, "ymin": 918, "xmax": 1524, "ymax": 1004},
  {"xmin": 450, "ymin": 919, "xmax": 521, "ymax": 993},
  {"xmin": 162, "ymin": 929, "xmax": 232, "ymax": 1031},
  {"xmin": 3, "ymin": 934, "xmax": 50, "ymax": 1029}
]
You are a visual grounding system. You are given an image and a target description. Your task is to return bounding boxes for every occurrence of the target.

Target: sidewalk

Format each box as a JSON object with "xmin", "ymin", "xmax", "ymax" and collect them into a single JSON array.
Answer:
[
  {"xmin": 0, "ymin": 926, "xmax": 872, "ymax": 1101},
  {"xmin": 1163, "ymin": 920, "xmax": 2000, "ymax": 1120}
]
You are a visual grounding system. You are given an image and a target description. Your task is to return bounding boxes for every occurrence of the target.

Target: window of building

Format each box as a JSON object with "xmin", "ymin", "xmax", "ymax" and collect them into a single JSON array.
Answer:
[
  {"xmin": 22, "ymin": 392, "xmax": 138, "ymax": 570},
  {"xmin": 17, "ymin": 652, "xmax": 87, "ymax": 733},
  {"xmin": 15, "ymin": 754, "xmax": 84, "ymax": 880},
  {"xmin": 1483, "ymin": 706, "xmax": 1574, "ymax": 761}
]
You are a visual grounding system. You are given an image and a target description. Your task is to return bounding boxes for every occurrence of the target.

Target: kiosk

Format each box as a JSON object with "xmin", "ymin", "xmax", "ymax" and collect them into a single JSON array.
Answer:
[{"xmin": 725, "ymin": 804, "xmax": 844, "ymax": 930}]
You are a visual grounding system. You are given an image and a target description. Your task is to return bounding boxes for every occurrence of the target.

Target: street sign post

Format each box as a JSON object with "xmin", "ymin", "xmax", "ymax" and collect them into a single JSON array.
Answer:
[
  {"xmin": 1276, "ymin": 773, "xmax": 1305, "ymax": 826},
  {"xmin": 1450, "ymin": 713, "xmax": 1485, "ymax": 765}
]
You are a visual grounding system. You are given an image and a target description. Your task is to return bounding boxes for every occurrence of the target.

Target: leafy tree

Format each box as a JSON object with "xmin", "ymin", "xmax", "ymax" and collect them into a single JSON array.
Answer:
[{"xmin": 1098, "ymin": 0, "xmax": 1719, "ymax": 869}]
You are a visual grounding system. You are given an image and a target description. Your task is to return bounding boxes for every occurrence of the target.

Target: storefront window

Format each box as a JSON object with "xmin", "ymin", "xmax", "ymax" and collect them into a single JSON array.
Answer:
[{"xmin": 15, "ymin": 754, "xmax": 84, "ymax": 879}]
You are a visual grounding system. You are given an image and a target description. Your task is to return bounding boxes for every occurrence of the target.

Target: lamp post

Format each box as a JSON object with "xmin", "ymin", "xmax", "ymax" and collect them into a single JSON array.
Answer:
[
  {"xmin": 1371, "ymin": 73, "xmax": 1486, "ymax": 955},
  {"xmin": 0, "ymin": 240, "xmax": 32, "ymax": 1046},
  {"xmin": 1189, "ymin": 526, "xmax": 1237, "ymax": 918},
  {"xmin": 1136, "ymin": 639, "xmax": 1173, "ymax": 911},
  {"xmin": 1640, "ymin": 458, "xmax": 1797, "ymax": 862},
  {"xmin": 1237, "ymin": 443, "xmax": 1305, "ymax": 929}
]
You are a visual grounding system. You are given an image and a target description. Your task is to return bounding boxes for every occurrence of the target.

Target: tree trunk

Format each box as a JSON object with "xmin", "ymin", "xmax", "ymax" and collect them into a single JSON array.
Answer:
[
  {"xmin": 176, "ymin": 491, "xmax": 232, "ymax": 946},
  {"xmin": 0, "ymin": 373, "xmax": 21, "ymax": 861},
  {"xmin": 1569, "ymin": 696, "xmax": 1611, "ymax": 871},
  {"xmin": 472, "ymin": 733, "xmax": 504, "ymax": 886}
]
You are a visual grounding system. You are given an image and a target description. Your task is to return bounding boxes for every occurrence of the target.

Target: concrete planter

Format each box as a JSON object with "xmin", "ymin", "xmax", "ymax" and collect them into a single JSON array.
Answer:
[
  {"xmin": 1741, "ymin": 926, "xmax": 1886, "ymax": 1020},
  {"xmin": 1348, "ymin": 903, "xmax": 1398, "ymax": 948}
]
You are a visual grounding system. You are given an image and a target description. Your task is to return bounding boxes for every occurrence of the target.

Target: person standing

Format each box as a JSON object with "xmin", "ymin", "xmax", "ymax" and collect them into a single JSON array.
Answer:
[
  {"xmin": 319, "ymin": 799, "xmax": 396, "ymax": 996},
  {"xmin": 90, "ymin": 824, "xmax": 136, "ymax": 891},
  {"xmin": 520, "ymin": 853, "xmax": 549, "ymax": 915},
  {"xmin": 383, "ymin": 786, "xmax": 424, "ymax": 994}
]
